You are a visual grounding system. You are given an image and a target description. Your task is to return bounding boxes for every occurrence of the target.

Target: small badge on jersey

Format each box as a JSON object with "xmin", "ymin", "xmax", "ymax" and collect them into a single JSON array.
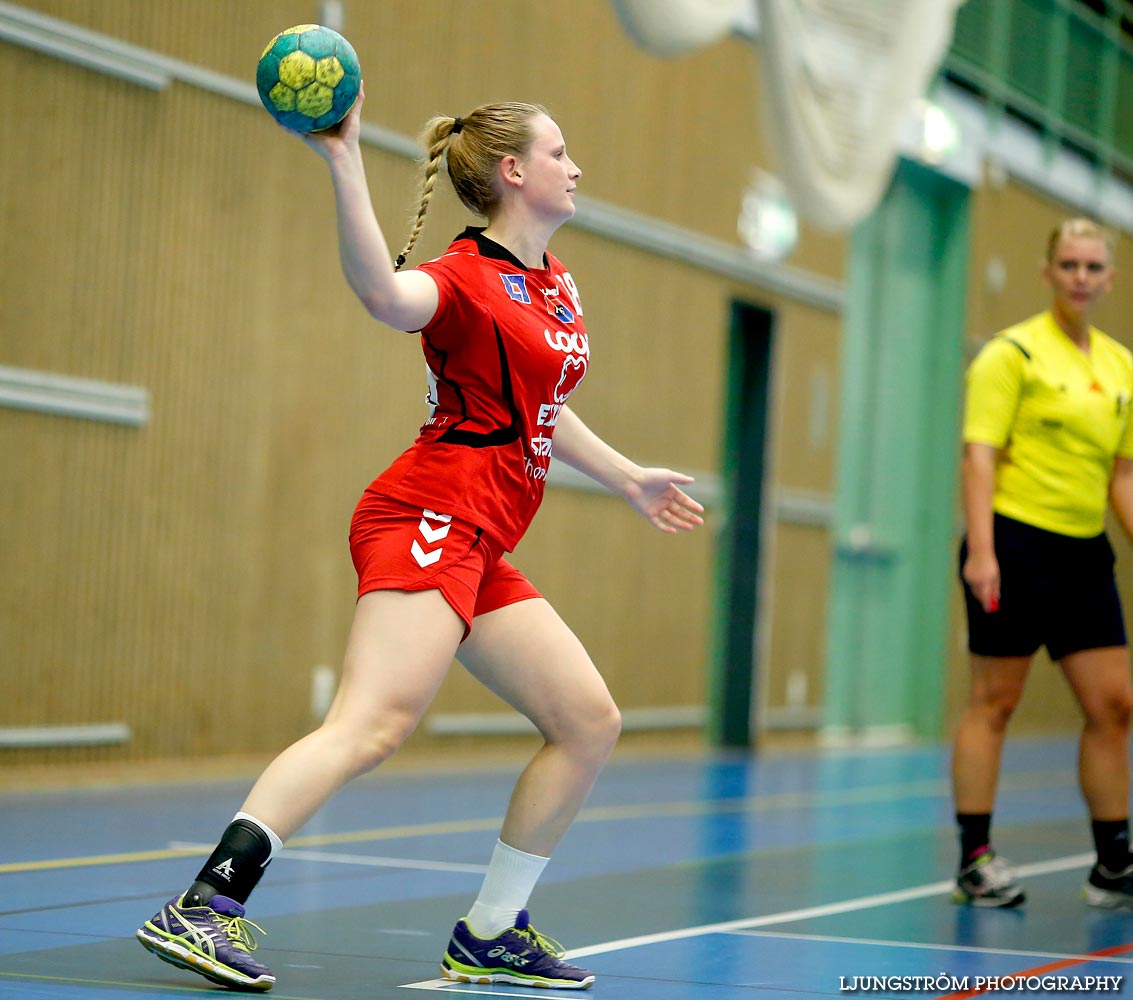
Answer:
[
  {"xmin": 500, "ymin": 273, "xmax": 531, "ymax": 304},
  {"xmin": 542, "ymin": 287, "xmax": 575, "ymax": 324}
]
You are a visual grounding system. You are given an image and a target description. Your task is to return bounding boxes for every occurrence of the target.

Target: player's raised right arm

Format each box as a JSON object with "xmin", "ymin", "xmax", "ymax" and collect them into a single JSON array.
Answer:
[{"xmin": 296, "ymin": 85, "xmax": 439, "ymax": 333}]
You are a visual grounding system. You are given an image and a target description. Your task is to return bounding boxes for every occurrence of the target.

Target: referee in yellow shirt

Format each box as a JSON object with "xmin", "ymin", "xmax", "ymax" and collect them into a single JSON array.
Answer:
[{"xmin": 953, "ymin": 218, "xmax": 1133, "ymax": 908}]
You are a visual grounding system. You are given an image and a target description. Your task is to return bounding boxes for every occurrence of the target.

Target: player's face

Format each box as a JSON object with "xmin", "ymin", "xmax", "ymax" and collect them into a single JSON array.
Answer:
[
  {"xmin": 518, "ymin": 115, "xmax": 581, "ymax": 223},
  {"xmin": 1043, "ymin": 235, "xmax": 1113, "ymax": 319}
]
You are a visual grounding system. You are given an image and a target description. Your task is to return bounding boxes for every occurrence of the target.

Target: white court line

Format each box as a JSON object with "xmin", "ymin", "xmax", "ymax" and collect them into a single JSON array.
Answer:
[
  {"xmin": 400, "ymin": 853, "xmax": 1100, "ymax": 990},
  {"xmin": 565, "ymin": 851, "xmax": 1095, "ymax": 958},
  {"xmin": 402, "ymin": 981, "xmax": 545, "ymax": 994},
  {"xmin": 167, "ymin": 842, "xmax": 487, "ymax": 874},
  {"xmin": 280, "ymin": 848, "xmax": 487, "ymax": 874}
]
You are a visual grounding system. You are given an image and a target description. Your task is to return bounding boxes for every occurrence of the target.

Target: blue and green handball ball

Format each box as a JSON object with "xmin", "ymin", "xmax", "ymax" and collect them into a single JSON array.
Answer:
[{"xmin": 256, "ymin": 24, "xmax": 361, "ymax": 133}]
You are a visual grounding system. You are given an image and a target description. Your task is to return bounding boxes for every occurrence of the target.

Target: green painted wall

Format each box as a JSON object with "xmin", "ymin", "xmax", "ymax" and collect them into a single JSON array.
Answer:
[{"xmin": 824, "ymin": 160, "xmax": 971, "ymax": 741}]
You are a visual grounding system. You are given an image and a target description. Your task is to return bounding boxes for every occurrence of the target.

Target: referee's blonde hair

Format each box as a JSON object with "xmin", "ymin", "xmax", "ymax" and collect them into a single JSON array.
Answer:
[
  {"xmin": 395, "ymin": 102, "xmax": 549, "ymax": 271},
  {"xmin": 1046, "ymin": 217, "xmax": 1116, "ymax": 264}
]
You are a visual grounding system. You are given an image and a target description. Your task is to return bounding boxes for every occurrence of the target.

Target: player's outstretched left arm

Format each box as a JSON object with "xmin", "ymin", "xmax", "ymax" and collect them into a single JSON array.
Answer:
[{"xmin": 552, "ymin": 406, "xmax": 704, "ymax": 534}]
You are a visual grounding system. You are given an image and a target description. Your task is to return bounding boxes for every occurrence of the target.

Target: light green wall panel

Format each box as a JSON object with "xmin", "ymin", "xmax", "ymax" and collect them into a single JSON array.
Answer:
[{"xmin": 824, "ymin": 159, "xmax": 971, "ymax": 741}]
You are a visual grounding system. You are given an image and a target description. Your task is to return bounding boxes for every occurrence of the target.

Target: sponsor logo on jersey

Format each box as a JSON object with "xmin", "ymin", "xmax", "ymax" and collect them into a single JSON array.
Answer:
[
  {"xmin": 500, "ymin": 274, "xmax": 531, "ymax": 304},
  {"xmin": 543, "ymin": 328, "xmax": 589, "ymax": 357},
  {"xmin": 554, "ymin": 355, "xmax": 588, "ymax": 402}
]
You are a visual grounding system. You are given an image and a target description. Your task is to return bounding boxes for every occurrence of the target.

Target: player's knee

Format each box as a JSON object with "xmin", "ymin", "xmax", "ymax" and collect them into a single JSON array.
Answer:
[
  {"xmin": 598, "ymin": 699, "xmax": 622, "ymax": 748},
  {"xmin": 332, "ymin": 714, "xmax": 419, "ymax": 777},
  {"xmin": 1112, "ymin": 692, "xmax": 1132, "ymax": 728},
  {"xmin": 571, "ymin": 698, "xmax": 621, "ymax": 761},
  {"xmin": 976, "ymin": 694, "xmax": 1020, "ymax": 732},
  {"xmin": 1086, "ymin": 693, "xmax": 1133, "ymax": 732}
]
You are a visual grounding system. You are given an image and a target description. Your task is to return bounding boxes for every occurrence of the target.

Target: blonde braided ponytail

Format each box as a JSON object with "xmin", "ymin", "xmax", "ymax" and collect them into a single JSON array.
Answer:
[
  {"xmin": 393, "ymin": 103, "xmax": 547, "ymax": 270},
  {"xmin": 394, "ymin": 117, "xmax": 459, "ymax": 271}
]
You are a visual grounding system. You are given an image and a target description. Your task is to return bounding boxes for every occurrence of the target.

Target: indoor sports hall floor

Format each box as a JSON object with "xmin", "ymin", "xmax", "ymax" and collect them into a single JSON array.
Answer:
[{"xmin": 3, "ymin": 735, "xmax": 1132, "ymax": 999}]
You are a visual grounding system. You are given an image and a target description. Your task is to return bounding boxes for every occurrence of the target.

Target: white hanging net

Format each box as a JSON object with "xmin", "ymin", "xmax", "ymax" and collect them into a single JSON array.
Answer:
[
  {"xmin": 608, "ymin": 0, "xmax": 750, "ymax": 58},
  {"xmin": 755, "ymin": 0, "xmax": 965, "ymax": 229},
  {"xmin": 607, "ymin": 0, "xmax": 964, "ymax": 231}
]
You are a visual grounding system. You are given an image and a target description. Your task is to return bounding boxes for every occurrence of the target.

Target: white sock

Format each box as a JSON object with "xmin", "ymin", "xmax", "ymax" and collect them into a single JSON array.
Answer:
[
  {"xmin": 233, "ymin": 811, "xmax": 285, "ymax": 864},
  {"xmin": 464, "ymin": 839, "xmax": 549, "ymax": 938}
]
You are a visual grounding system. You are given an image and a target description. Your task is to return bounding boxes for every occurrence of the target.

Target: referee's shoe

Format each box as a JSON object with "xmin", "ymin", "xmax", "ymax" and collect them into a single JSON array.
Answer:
[
  {"xmin": 952, "ymin": 849, "xmax": 1026, "ymax": 908},
  {"xmin": 1084, "ymin": 862, "xmax": 1133, "ymax": 909}
]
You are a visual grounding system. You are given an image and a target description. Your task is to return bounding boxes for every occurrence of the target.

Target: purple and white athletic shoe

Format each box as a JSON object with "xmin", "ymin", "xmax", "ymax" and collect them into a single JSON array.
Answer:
[
  {"xmin": 441, "ymin": 908, "xmax": 595, "ymax": 989},
  {"xmin": 136, "ymin": 894, "xmax": 275, "ymax": 991}
]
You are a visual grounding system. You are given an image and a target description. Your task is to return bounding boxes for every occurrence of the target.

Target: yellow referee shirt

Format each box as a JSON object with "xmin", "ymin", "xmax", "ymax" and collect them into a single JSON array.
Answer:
[{"xmin": 964, "ymin": 311, "xmax": 1133, "ymax": 537}]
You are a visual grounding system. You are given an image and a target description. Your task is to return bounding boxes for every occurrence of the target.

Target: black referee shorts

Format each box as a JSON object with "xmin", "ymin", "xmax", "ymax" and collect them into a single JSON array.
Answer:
[{"xmin": 959, "ymin": 513, "xmax": 1127, "ymax": 660}]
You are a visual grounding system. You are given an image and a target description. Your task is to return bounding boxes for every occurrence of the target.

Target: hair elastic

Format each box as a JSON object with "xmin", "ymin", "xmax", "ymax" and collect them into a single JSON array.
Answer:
[{"xmin": 452, "ymin": 117, "xmax": 464, "ymax": 134}]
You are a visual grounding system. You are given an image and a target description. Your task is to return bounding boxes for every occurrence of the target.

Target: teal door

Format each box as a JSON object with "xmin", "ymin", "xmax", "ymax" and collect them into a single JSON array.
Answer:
[{"xmin": 824, "ymin": 159, "xmax": 971, "ymax": 742}]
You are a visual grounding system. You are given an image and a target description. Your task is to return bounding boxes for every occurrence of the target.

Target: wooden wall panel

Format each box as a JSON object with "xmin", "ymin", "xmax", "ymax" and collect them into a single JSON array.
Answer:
[
  {"xmin": 763, "ymin": 522, "xmax": 832, "ymax": 720},
  {"xmin": 1, "ymin": 1, "xmax": 848, "ymax": 767},
  {"xmin": 767, "ymin": 300, "xmax": 840, "ymax": 494},
  {"xmin": 457, "ymin": 488, "xmax": 715, "ymax": 714},
  {"xmin": 9, "ymin": 0, "xmax": 841, "ymax": 277}
]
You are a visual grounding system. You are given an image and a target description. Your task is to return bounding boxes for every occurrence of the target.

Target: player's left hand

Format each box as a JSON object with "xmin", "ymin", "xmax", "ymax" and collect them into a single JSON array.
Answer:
[{"xmin": 627, "ymin": 470, "xmax": 705, "ymax": 533}]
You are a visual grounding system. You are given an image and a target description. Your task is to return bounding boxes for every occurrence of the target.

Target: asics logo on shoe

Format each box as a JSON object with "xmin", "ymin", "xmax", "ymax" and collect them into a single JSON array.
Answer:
[
  {"xmin": 486, "ymin": 946, "xmax": 530, "ymax": 967},
  {"xmin": 212, "ymin": 858, "xmax": 236, "ymax": 881}
]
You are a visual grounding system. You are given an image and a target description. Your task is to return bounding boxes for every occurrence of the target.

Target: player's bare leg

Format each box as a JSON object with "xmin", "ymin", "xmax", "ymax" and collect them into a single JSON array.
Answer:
[
  {"xmin": 437, "ymin": 598, "xmax": 619, "ymax": 988},
  {"xmin": 952, "ymin": 654, "xmax": 1031, "ymax": 814},
  {"xmin": 1061, "ymin": 646, "xmax": 1133, "ymax": 819},
  {"xmin": 241, "ymin": 589, "xmax": 466, "ymax": 836},
  {"xmin": 950, "ymin": 654, "xmax": 1030, "ymax": 907},
  {"xmin": 459, "ymin": 597, "xmax": 621, "ymax": 855},
  {"xmin": 138, "ymin": 589, "xmax": 465, "ymax": 991},
  {"xmin": 1062, "ymin": 646, "xmax": 1133, "ymax": 908}
]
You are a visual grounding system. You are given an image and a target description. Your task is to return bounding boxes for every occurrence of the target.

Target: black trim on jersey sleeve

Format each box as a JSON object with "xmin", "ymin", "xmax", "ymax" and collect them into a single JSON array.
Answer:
[
  {"xmin": 433, "ymin": 319, "xmax": 523, "ymax": 448},
  {"xmin": 1003, "ymin": 337, "xmax": 1031, "ymax": 361}
]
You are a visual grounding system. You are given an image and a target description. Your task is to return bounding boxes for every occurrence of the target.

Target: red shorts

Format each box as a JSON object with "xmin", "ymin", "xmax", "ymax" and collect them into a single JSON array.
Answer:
[{"xmin": 349, "ymin": 489, "xmax": 541, "ymax": 638}]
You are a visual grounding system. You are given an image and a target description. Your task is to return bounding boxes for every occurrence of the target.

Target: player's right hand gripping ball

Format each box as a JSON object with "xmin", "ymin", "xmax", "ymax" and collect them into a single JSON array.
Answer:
[{"xmin": 256, "ymin": 24, "xmax": 361, "ymax": 133}]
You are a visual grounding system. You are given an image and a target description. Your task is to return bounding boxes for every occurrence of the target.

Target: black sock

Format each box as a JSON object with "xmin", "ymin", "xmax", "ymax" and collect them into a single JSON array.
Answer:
[
  {"xmin": 1091, "ymin": 819, "xmax": 1130, "ymax": 873},
  {"xmin": 182, "ymin": 818, "xmax": 274, "ymax": 907},
  {"xmin": 956, "ymin": 812, "xmax": 992, "ymax": 866}
]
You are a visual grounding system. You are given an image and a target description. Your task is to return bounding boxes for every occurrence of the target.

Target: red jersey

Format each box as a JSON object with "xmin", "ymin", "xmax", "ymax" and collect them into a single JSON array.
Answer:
[{"xmin": 372, "ymin": 228, "xmax": 589, "ymax": 550}]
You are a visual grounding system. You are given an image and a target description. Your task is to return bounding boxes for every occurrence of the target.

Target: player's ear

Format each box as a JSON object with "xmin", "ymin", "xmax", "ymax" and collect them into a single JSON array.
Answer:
[{"xmin": 500, "ymin": 155, "xmax": 523, "ymax": 188}]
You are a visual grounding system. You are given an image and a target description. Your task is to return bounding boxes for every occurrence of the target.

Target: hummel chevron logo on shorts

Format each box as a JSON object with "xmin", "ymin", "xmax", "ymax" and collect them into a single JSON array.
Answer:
[{"xmin": 412, "ymin": 509, "xmax": 452, "ymax": 567}]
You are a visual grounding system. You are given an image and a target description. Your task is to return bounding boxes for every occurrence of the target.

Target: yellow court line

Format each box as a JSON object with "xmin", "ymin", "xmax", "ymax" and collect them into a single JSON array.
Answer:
[
  {"xmin": 0, "ymin": 770, "xmax": 1076, "ymax": 876},
  {"xmin": 0, "ymin": 969, "xmax": 327, "ymax": 999},
  {"xmin": 0, "ymin": 846, "xmax": 206, "ymax": 875},
  {"xmin": 0, "ymin": 816, "xmax": 506, "ymax": 874}
]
